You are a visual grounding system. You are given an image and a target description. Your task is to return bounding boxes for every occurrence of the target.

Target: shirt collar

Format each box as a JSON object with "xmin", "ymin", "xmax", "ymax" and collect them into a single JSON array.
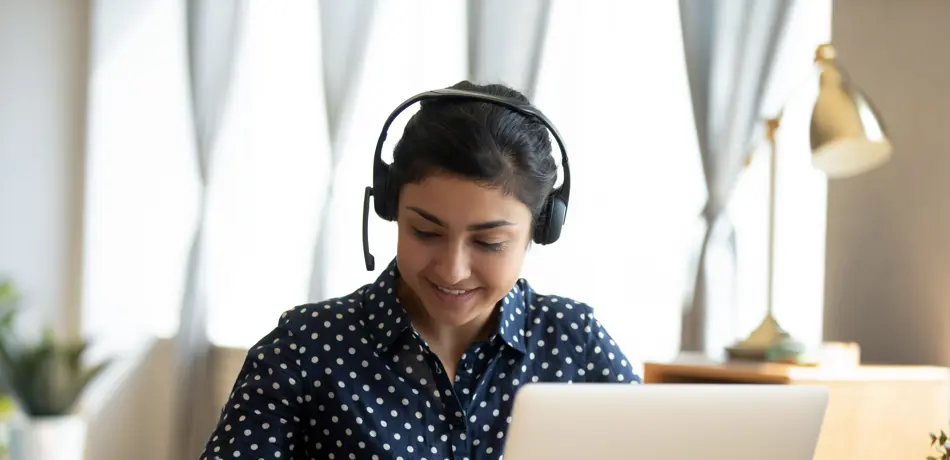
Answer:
[{"xmin": 362, "ymin": 258, "xmax": 528, "ymax": 354}]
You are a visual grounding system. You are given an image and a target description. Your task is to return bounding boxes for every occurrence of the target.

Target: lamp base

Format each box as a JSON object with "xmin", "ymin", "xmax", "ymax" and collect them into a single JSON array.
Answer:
[{"xmin": 725, "ymin": 313, "xmax": 803, "ymax": 362}]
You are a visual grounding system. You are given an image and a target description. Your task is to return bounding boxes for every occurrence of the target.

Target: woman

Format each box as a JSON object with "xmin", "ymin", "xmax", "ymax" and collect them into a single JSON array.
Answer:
[{"xmin": 201, "ymin": 81, "xmax": 640, "ymax": 460}]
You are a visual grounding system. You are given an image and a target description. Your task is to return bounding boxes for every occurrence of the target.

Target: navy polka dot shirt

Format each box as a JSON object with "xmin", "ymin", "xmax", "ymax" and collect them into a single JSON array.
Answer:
[{"xmin": 202, "ymin": 258, "xmax": 640, "ymax": 459}]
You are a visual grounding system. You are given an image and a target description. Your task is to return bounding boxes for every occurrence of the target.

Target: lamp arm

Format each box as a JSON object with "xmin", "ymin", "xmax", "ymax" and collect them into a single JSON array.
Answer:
[{"xmin": 765, "ymin": 116, "xmax": 780, "ymax": 317}]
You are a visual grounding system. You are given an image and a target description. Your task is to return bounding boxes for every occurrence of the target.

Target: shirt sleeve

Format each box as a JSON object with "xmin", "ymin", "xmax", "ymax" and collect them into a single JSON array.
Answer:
[
  {"xmin": 583, "ymin": 309, "xmax": 643, "ymax": 384},
  {"xmin": 201, "ymin": 319, "xmax": 308, "ymax": 459}
]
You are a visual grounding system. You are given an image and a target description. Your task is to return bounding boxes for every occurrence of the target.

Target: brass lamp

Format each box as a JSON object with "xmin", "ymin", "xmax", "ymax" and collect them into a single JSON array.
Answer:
[
  {"xmin": 810, "ymin": 44, "xmax": 892, "ymax": 177},
  {"xmin": 726, "ymin": 43, "xmax": 893, "ymax": 362}
]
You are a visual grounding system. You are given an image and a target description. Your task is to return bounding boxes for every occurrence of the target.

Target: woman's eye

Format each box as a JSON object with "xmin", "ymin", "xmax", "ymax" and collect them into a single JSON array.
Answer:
[
  {"xmin": 412, "ymin": 228, "xmax": 439, "ymax": 239},
  {"xmin": 476, "ymin": 241, "xmax": 506, "ymax": 252},
  {"xmin": 412, "ymin": 227, "xmax": 505, "ymax": 251}
]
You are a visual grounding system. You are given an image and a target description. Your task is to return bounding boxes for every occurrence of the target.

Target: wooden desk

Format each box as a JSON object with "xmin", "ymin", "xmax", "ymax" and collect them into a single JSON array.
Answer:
[{"xmin": 644, "ymin": 357, "xmax": 950, "ymax": 460}]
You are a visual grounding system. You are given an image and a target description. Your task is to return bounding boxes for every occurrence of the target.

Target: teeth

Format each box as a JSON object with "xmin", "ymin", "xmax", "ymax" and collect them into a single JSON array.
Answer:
[{"xmin": 436, "ymin": 285, "xmax": 469, "ymax": 296}]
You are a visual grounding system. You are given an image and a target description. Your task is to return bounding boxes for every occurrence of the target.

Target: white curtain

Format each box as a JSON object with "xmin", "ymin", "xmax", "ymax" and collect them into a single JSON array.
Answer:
[
  {"xmin": 467, "ymin": 0, "xmax": 550, "ymax": 97},
  {"xmin": 523, "ymin": 1, "xmax": 705, "ymax": 369},
  {"xmin": 678, "ymin": 0, "xmax": 797, "ymax": 357},
  {"xmin": 727, "ymin": 0, "xmax": 832, "ymax": 348},
  {"xmin": 82, "ymin": 0, "xmax": 198, "ymax": 351},
  {"xmin": 172, "ymin": 0, "xmax": 246, "ymax": 457},
  {"xmin": 307, "ymin": 0, "xmax": 377, "ymax": 303},
  {"xmin": 201, "ymin": 0, "xmax": 332, "ymax": 348}
]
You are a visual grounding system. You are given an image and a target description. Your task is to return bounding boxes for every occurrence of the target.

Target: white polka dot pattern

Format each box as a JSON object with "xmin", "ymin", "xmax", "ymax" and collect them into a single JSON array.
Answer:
[{"xmin": 201, "ymin": 258, "xmax": 640, "ymax": 459}]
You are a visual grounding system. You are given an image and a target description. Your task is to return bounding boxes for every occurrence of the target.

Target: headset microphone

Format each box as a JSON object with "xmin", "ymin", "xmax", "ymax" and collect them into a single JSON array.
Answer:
[
  {"xmin": 361, "ymin": 88, "xmax": 571, "ymax": 271},
  {"xmin": 361, "ymin": 186, "xmax": 376, "ymax": 271}
]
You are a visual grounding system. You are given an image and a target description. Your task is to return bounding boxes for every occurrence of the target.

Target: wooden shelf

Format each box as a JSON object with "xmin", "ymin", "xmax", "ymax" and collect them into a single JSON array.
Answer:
[{"xmin": 644, "ymin": 355, "xmax": 950, "ymax": 459}]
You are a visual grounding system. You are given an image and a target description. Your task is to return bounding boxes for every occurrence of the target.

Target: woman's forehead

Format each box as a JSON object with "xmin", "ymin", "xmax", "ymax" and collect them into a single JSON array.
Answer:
[{"xmin": 400, "ymin": 174, "xmax": 531, "ymax": 224}]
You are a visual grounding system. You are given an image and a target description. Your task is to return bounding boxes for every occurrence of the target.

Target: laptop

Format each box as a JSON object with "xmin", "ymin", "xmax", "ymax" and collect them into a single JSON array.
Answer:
[{"xmin": 504, "ymin": 383, "xmax": 828, "ymax": 460}]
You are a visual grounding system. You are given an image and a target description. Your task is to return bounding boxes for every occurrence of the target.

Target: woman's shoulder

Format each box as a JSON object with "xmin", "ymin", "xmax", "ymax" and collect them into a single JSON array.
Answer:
[
  {"xmin": 272, "ymin": 284, "xmax": 371, "ymax": 332},
  {"xmin": 518, "ymin": 279, "xmax": 640, "ymax": 382},
  {"xmin": 518, "ymin": 278, "xmax": 599, "ymax": 326}
]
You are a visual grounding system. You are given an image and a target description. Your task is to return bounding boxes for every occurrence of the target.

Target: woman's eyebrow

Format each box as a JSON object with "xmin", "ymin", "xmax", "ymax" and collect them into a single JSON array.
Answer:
[
  {"xmin": 467, "ymin": 220, "xmax": 514, "ymax": 231},
  {"xmin": 407, "ymin": 206, "xmax": 445, "ymax": 226},
  {"xmin": 406, "ymin": 206, "xmax": 514, "ymax": 231}
]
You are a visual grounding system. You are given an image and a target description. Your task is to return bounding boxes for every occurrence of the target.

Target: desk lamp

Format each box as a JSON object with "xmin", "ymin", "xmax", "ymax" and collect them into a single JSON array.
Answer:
[{"xmin": 726, "ymin": 44, "xmax": 892, "ymax": 362}]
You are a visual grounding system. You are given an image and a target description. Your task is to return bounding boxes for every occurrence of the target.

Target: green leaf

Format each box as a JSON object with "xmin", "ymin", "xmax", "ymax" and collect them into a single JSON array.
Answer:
[
  {"xmin": 0, "ymin": 327, "xmax": 111, "ymax": 416},
  {"xmin": 0, "ymin": 394, "xmax": 15, "ymax": 418},
  {"xmin": 0, "ymin": 309, "xmax": 14, "ymax": 330},
  {"xmin": 0, "ymin": 281, "xmax": 112, "ymax": 416},
  {"xmin": 941, "ymin": 431, "xmax": 948, "ymax": 447},
  {"xmin": 0, "ymin": 281, "xmax": 18, "ymax": 304}
]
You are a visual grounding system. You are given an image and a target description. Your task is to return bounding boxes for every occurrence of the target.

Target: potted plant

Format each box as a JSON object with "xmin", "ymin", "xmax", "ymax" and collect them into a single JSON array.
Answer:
[
  {"xmin": 0, "ymin": 291, "xmax": 110, "ymax": 460},
  {"xmin": 0, "ymin": 280, "xmax": 19, "ymax": 460},
  {"xmin": 930, "ymin": 426, "xmax": 950, "ymax": 460}
]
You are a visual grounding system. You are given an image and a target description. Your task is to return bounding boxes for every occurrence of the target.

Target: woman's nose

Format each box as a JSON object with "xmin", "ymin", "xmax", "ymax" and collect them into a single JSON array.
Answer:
[{"xmin": 434, "ymin": 243, "xmax": 471, "ymax": 286}]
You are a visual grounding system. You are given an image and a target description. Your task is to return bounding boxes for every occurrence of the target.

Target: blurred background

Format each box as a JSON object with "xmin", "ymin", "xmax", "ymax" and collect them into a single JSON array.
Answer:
[{"xmin": 1, "ymin": 0, "xmax": 948, "ymax": 459}]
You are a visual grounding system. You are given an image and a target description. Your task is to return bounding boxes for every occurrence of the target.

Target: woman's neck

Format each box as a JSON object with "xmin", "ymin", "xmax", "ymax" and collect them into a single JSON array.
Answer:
[{"xmin": 397, "ymin": 279, "xmax": 497, "ymax": 358}]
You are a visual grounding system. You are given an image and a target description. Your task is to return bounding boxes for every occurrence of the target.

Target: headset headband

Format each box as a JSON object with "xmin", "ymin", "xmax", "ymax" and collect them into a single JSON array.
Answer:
[{"xmin": 372, "ymin": 88, "xmax": 571, "ymax": 205}]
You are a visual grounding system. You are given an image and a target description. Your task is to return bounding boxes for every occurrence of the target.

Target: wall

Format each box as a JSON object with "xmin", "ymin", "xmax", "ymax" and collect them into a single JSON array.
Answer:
[
  {"xmin": 824, "ymin": 0, "xmax": 950, "ymax": 366},
  {"xmin": 0, "ymin": 3, "xmax": 176, "ymax": 460},
  {"xmin": 82, "ymin": 338, "xmax": 174, "ymax": 460},
  {"xmin": 0, "ymin": 0, "xmax": 89, "ymax": 339}
]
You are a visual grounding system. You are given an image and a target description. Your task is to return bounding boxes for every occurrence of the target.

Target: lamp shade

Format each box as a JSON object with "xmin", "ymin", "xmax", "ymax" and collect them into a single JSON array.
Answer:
[{"xmin": 810, "ymin": 44, "xmax": 892, "ymax": 178}]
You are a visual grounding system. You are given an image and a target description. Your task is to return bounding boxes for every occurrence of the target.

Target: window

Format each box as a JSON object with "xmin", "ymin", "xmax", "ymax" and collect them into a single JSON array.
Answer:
[
  {"xmin": 204, "ymin": 0, "xmax": 332, "ymax": 348},
  {"xmin": 83, "ymin": 0, "xmax": 197, "ymax": 352},
  {"xmin": 728, "ymin": 0, "xmax": 832, "ymax": 348},
  {"xmin": 83, "ymin": 0, "xmax": 832, "ymax": 361},
  {"xmin": 524, "ymin": 1, "xmax": 706, "ymax": 367}
]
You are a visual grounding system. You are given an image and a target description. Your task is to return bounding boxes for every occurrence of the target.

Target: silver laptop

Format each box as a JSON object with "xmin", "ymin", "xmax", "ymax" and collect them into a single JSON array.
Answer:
[{"xmin": 504, "ymin": 383, "xmax": 828, "ymax": 460}]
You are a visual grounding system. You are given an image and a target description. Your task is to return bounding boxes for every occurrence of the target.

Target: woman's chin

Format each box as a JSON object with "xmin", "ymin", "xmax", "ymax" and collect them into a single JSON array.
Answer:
[{"xmin": 423, "ymin": 287, "xmax": 486, "ymax": 325}]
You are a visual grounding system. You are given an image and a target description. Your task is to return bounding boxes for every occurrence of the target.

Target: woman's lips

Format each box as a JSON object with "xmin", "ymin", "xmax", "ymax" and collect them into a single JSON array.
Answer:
[{"xmin": 429, "ymin": 280, "xmax": 479, "ymax": 306}]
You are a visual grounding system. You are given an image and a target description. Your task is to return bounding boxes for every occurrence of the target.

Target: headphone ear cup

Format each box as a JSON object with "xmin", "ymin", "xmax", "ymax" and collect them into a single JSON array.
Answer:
[
  {"xmin": 532, "ymin": 205, "xmax": 546, "ymax": 245},
  {"xmin": 383, "ymin": 177, "xmax": 400, "ymax": 221},
  {"xmin": 533, "ymin": 195, "xmax": 567, "ymax": 245},
  {"xmin": 373, "ymin": 167, "xmax": 398, "ymax": 221}
]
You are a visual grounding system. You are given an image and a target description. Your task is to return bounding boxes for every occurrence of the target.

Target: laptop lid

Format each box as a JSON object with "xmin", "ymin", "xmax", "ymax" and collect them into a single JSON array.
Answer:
[{"xmin": 504, "ymin": 383, "xmax": 828, "ymax": 460}]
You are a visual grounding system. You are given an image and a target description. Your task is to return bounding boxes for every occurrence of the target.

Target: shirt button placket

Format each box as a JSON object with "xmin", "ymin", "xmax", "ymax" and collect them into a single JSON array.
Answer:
[
  {"xmin": 448, "ymin": 363, "xmax": 471, "ymax": 459},
  {"xmin": 427, "ymin": 347, "xmax": 467, "ymax": 460},
  {"xmin": 442, "ymin": 384, "xmax": 469, "ymax": 460},
  {"xmin": 451, "ymin": 420, "xmax": 469, "ymax": 460}
]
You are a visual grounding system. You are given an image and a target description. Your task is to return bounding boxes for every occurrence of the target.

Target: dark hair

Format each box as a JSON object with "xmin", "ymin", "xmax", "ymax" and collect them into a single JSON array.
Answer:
[{"xmin": 391, "ymin": 80, "xmax": 558, "ymax": 222}]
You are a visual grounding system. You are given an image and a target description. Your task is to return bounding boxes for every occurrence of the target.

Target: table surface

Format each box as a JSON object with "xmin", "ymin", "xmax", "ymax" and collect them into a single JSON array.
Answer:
[{"xmin": 646, "ymin": 352, "xmax": 950, "ymax": 382}]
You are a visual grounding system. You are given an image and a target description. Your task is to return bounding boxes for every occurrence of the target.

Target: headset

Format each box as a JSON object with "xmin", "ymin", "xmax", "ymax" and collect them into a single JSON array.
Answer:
[{"xmin": 362, "ymin": 88, "xmax": 571, "ymax": 271}]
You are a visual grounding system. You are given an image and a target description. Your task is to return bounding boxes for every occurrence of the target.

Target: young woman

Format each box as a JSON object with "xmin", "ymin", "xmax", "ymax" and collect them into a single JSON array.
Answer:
[{"xmin": 201, "ymin": 81, "xmax": 640, "ymax": 460}]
